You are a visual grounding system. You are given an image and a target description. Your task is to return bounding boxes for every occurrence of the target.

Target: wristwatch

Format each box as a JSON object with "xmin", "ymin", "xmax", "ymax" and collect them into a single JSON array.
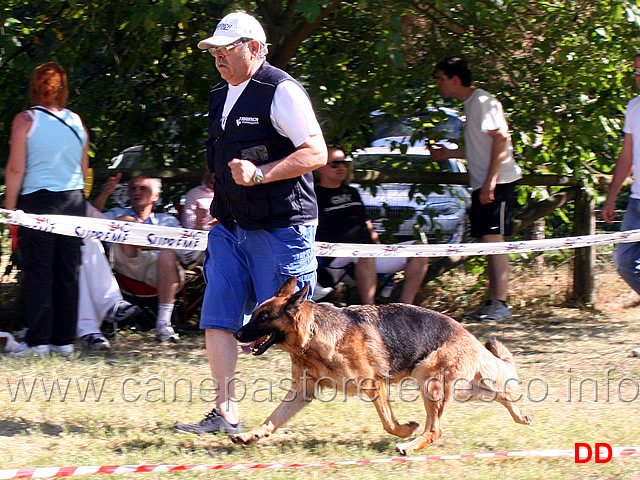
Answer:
[{"xmin": 252, "ymin": 167, "xmax": 264, "ymax": 184}]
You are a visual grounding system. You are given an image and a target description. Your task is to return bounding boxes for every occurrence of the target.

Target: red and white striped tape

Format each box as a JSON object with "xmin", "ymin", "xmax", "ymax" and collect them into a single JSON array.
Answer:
[{"xmin": 1, "ymin": 447, "xmax": 639, "ymax": 479}]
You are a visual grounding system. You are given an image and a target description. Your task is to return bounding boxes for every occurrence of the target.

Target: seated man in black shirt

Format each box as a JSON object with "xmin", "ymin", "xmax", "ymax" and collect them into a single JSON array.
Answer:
[{"xmin": 314, "ymin": 147, "xmax": 429, "ymax": 304}]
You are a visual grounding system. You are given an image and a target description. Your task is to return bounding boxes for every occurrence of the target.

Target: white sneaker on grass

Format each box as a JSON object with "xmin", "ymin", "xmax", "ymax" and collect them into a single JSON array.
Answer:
[
  {"xmin": 81, "ymin": 333, "xmax": 111, "ymax": 351},
  {"xmin": 154, "ymin": 322, "xmax": 180, "ymax": 343},
  {"xmin": 49, "ymin": 344, "xmax": 74, "ymax": 357},
  {"xmin": 7, "ymin": 342, "xmax": 50, "ymax": 357},
  {"xmin": 462, "ymin": 300, "xmax": 512, "ymax": 322}
]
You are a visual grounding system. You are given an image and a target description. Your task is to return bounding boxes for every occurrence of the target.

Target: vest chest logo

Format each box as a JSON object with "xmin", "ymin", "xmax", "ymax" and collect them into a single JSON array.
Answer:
[{"xmin": 236, "ymin": 116, "xmax": 260, "ymax": 127}]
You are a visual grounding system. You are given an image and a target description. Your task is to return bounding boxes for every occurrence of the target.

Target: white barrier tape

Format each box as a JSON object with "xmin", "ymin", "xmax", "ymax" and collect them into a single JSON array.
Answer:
[
  {"xmin": 0, "ymin": 446, "xmax": 638, "ymax": 478},
  {"xmin": 0, "ymin": 209, "xmax": 208, "ymax": 252},
  {"xmin": 315, "ymin": 227, "xmax": 640, "ymax": 257},
  {"xmin": 2, "ymin": 209, "xmax": 640, "ymax": 257}
]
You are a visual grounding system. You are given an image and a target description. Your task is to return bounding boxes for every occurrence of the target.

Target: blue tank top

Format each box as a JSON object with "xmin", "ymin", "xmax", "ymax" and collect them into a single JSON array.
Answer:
[{"xmin": 22, "ymin": 107, "xmax": 87, "ymax": 194}]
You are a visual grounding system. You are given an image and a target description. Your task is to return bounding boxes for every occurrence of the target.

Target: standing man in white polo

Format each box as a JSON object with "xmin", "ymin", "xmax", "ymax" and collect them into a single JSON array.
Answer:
[{"xmin": 431, "ymin": 57, "xmax": 522, "ymax": 322}]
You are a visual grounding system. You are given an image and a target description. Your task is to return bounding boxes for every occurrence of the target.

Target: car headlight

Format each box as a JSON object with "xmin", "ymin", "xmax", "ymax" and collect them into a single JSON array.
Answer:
[{"xmin": 423, "ymin": 202, "xmax": 462, "ymax": 216}]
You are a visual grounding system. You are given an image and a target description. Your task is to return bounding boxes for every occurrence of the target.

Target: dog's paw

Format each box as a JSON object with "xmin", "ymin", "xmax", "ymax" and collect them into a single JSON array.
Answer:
[
  {"xmin": 514, "ymin": 411, "xmax": 533, "ymax": 426},
  {"xmin": 395, "ymin": 441, "xmax": 411, "ymax": 456},
  {"xmin": 230, "ymin": 432, "xmax": 259, "ymax": 445}
]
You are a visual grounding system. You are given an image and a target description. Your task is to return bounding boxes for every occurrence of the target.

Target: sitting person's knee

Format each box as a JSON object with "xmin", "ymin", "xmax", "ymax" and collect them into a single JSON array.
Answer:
[
  {"xmin": 113, "ymin": 241, "xmax": 138, "ymax": 259},
  {"xmin": 357, "ymin": 257, "xmax": 376, "ymax": 267},
  {"xmin": 157, "ymin": 249, "xmax": 178, "ymax": 267}
]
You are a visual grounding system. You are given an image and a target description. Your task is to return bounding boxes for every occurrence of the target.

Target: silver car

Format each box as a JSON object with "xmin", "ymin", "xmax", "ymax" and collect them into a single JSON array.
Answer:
[{"xmin": 349, "ymin": 146, "xmax": 471, "ymax": 244}]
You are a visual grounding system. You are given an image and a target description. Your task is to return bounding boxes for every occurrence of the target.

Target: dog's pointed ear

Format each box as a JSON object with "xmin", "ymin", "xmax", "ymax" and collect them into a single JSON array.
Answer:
[
  {"xmin": 285, "ymin": 282, "xmax": 310, "ymax": 314},
  {"xmin": 276, "ymin": 276, "xmax": 298, "ymax": 297}
]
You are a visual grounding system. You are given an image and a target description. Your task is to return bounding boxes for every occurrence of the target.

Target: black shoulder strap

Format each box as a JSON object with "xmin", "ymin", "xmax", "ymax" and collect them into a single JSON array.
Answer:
[{"xmin": 30, "ymin": 106, "xmax": 84, "ymax": 146}]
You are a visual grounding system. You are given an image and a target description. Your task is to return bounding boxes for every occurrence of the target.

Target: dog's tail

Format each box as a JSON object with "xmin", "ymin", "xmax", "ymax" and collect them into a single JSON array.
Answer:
[
  {"xmin": 476, "ymin": 337, "xmax": 520, "ymax": 399},
  {"xmin": 484, "ymin": 337, "xmax": 514, "ymax": 366}
]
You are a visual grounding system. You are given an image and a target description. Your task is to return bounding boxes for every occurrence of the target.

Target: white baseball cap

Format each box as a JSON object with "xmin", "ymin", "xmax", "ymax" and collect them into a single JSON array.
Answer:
[{"xmin": 198, "ymin": 12, "xmax": 266, "ymax": 49}]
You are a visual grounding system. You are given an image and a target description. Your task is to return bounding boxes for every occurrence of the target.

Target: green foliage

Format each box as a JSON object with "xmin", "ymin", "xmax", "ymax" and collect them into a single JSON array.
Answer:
[
  {"xmin": 1, "ymin": 0, "xmax": 639, "ymax": 216},
  {"xmin": 0, "ymin": 0, "xmax": 229, "ymax": 167},
  {"xmin": 286, "ymin": 0, "xmax": 640, "ymax": 242}
]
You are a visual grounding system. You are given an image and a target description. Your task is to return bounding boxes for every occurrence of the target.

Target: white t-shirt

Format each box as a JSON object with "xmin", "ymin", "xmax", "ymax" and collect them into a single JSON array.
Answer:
[
  {"xmin": 463, "ymin": 88, "xmax": 522, "ymax": 191},
  {"xmin": 221, "ymin": 77, "xmax": 322, "ymax": 147},
  {"xmin": 623, "ymin": 95, "xmax": 640, "ymax": 199}
]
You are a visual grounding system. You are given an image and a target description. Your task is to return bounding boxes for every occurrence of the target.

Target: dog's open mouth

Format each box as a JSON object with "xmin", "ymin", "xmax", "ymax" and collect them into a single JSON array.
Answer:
[{"xmin": 242, "ymin": 334, "xmax": 276, "ymax": 356}]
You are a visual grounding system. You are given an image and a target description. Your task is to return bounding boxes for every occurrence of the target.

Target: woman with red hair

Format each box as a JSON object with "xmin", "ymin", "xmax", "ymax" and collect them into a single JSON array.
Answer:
[{"xmin": 4, "ymin": 62, "xmax": 89, "ymax": 357}]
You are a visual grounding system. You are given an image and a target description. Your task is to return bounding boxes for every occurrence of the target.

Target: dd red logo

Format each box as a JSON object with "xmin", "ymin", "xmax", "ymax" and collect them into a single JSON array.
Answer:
[{"xmin": 575, "ymin": 443, "xmax": 613, "ymax": 463}]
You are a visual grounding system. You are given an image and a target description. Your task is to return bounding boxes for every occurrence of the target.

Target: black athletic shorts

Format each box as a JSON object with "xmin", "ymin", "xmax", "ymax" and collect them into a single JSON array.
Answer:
[{"xmin": 469, "ymin": 181, "xmax": 517, "ymax": 238}]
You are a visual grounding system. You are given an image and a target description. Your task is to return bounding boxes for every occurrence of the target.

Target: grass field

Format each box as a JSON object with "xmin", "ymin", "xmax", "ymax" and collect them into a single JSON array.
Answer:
[{"xmin": 2, "ymin": 262, "xmax": 640, "ymax": 479}]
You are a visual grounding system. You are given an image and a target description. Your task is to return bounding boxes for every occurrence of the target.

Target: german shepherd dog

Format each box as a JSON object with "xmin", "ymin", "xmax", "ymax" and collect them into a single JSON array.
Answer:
[{"xmin": 232, "ymin": 277, "xmax": 532, "ymax": 454}]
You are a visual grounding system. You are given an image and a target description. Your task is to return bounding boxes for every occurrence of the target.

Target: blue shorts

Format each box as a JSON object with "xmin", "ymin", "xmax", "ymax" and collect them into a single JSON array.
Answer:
[{"xmin": 200, "ymin": 223, "xmax": 317, "ymax": 332}]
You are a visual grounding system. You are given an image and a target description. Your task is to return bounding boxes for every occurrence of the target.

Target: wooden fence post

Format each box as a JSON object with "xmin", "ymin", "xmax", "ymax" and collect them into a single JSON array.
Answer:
[{"xmin": 573, "ymin": 186, "xmax": 595, "ymax": 304}]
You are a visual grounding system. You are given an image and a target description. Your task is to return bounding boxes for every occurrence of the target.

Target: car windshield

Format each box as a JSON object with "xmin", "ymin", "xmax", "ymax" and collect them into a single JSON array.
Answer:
[
  {"xmin": 349, "ymin": 152, "xmax": 454, "ymax": 172},
  {"xmin": 370, "ymin": 109, "xmax": 463, "ymax": 145}
]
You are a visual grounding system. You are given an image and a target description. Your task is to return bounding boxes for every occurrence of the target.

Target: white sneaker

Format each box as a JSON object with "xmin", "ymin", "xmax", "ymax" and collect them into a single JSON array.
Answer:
[
  {"xmin": 107, "ymin": 300, "xmax": 142, "ymax": 324},
  {"xmin": 154, "ymin": 322, "xmax": 180, "ymax": 343},
  {"xmin": 462, "ymin": 300, "xmax": 512, "ymax": 322},
  {"xmin": 49, "ymin": 344, "xmax": 75, "ymax": 357},
  {"xmin": 478, "ymin": 300, "xmax": 512, "ymax": 322},
  {"xmin": 0, "ymin": 332, "xmax": 19, "ymax": 353},
  {"xmin": 312, "ymin": 285, "xmax": 333, "ymax": 302},
  {"xmin": 7, "ymin": 342, "xmax": 50, "ymax": 357},
  {"xmin": 81, "ymin": 333, "xmax": 111, "ymax": 351}
]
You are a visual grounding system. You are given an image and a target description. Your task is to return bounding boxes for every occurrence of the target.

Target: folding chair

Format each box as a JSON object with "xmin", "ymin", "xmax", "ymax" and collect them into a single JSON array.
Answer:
[
  {"xmin": 113, "ymin": 262, "xmax": 204, "ymax": 331},
  {"xmin": 112, "ymin": 272, "xmax": 160, "ymax": 341}
]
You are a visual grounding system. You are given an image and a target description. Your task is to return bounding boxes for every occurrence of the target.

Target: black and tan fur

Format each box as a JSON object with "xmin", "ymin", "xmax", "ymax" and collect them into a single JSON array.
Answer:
[{"xmin": 232, "ymin": 277, "xmax": 532, "ymax": 454}]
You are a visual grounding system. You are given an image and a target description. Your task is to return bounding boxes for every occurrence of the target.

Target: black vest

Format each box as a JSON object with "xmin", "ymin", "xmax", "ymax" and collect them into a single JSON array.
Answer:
[{"xmin": 206, "ymin": 62, "xmax": 318, "ymax": 230}]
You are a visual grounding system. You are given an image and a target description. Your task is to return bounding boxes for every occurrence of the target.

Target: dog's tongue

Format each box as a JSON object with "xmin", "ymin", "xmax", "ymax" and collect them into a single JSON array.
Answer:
[
  {"xmin": 240, "ymin": 339, "xmax": 261, "ymax": 354},
  {"xmin": 240, "ymin": 336, "xmax": 269, "ymax": 354}
]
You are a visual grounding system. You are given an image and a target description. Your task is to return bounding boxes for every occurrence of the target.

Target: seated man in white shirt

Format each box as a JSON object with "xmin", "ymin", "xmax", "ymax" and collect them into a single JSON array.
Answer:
[{"xmin": 93, "ymin": 175, "xmax": 199, "ymax": 343}]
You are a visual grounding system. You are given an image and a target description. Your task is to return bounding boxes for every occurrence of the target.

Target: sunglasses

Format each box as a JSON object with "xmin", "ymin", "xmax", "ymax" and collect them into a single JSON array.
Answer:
[
  {"xmin": 207, "ymin": 38, "xmax": 250, "ymax": 57},
  {"xmin": 329, "ymin": 161, "xmax": 348, "ymax": 168}
]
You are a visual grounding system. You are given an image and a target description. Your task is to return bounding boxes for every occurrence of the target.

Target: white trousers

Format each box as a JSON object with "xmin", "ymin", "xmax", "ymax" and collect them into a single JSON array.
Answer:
[{"xmin": 76, "ymin": 238, "xmax": 122, "ymax": 338}]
